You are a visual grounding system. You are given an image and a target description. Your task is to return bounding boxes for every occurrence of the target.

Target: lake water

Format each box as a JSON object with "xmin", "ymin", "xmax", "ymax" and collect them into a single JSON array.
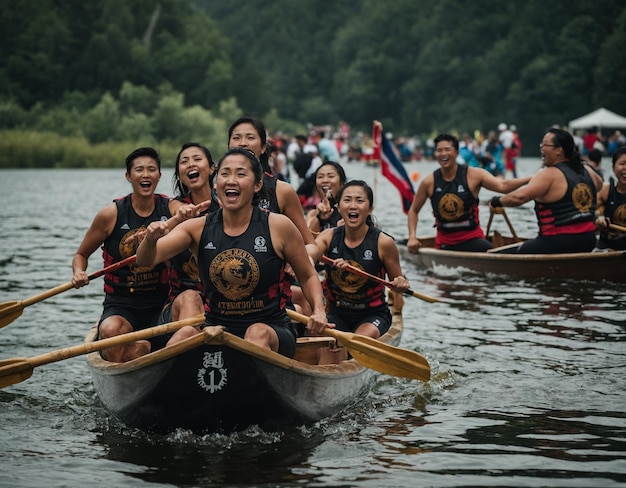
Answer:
[{"xmin": 1, "ymin": 159, "xmax": 625, "ymax": 487}]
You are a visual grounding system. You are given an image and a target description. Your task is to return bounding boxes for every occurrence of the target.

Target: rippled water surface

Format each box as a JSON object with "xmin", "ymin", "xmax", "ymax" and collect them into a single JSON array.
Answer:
[{"xmin": 1, "ymin": 161, "xmax": 625, "ymax": 487}]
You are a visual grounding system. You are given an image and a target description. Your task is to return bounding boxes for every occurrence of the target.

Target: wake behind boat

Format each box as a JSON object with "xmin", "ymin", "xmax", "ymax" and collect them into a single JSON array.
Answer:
[
  {"xmin": 401, "ymin": 233, "xmax": 626, "ymax": 282},
  {"xmin": 86, "ymin": 300, "xmax": 409, "ymax": 434}
]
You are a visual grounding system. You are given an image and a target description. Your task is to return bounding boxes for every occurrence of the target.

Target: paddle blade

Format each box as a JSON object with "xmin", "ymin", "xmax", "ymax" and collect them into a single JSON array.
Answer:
[
  {"xmin": 0, "ymin": 302, "xmax": 23, "ymax": 329},
  {"xmin": 0, "ymin": 358, "xmax": 33, "ymax": 389},
  {"xmin": 325, "ymin": 329, "xmax": 430, "ymax": 381},
  {"xmin": 285, "ymin": 308, "xmax": 430, "ymax": 381}
]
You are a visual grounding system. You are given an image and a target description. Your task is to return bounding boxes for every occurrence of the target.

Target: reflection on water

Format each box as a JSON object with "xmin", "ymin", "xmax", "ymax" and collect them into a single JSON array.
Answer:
[{"xmin": 1, "ymin": 166, "xmax": 626, "ymax": 487}]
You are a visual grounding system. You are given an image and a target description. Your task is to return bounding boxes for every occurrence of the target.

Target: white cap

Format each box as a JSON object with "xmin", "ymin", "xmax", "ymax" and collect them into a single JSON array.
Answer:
[
  {"xmin": 510, "ymin": 124, "xmax": 517, "ymax": 131},
  {"xmin": 303, "ymin": 144, "xmax": 318, "ymax": 154},
  {"xmin": 498, "ymin": 123, "xmax": 507, "ymax": 131}
]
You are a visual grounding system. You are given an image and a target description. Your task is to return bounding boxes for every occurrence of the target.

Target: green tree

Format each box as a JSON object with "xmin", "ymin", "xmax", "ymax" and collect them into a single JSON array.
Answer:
[
  {"xmin": 82, "ymin": 93, "xmax": 122, "ymax": 143},
  {"xmin": 594, "ymin": 8, "xmax": 626, "ymax": 114}
]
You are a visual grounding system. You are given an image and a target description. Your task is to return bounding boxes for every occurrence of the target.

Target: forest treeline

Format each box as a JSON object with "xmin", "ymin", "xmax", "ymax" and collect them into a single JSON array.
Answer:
[{"xmin": 1, "ymin": 0, "xmax": 624, "ymax": 168}]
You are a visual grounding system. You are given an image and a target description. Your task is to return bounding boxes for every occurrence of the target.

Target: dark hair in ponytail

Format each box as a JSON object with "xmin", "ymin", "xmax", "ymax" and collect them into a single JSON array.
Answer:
[{"xmin": 545, "ymin": 128, "xmax": 584, "ymax": 173}]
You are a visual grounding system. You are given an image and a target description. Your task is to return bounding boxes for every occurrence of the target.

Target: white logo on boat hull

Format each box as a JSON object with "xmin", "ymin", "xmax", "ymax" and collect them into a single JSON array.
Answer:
[{"xmin": 197, "ymin": 351, "xmax": 227, "ymax": 393}]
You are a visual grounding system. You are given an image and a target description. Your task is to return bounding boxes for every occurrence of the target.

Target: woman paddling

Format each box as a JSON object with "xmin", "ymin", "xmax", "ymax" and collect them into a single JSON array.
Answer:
[
  {"xmin": 309, "ymin": 180, "xmax": 410, "ymax": 340},
  {"xmin": 158, "ymin": 143, "xmax": 220, "ymax": 347},
  {"xmin": 136, "ymin": 148, "xmax": 329, "ymax": 356},
  {"xmin": 595, "ymin": 145, "xmax": 626, "ymax": 250}
]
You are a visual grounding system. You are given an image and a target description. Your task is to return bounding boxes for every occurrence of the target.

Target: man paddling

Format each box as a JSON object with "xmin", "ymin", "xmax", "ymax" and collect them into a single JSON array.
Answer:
[
  {"xmin": 71, "ymin": 147, "xmax": 177, "ymax": 362},
  {"xmin": 407, "ymin": 133, "xmax": 531, "ymax": 252}
]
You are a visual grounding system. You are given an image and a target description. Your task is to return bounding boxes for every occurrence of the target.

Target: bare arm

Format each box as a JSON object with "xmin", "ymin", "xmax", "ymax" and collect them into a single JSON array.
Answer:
[
  {"xmin": 72, "ymin": 203, "xmax": 116, "ymax": 287},
  {"xmin": 276, "ymin": 180, "xmax": 315, "ymax": 245},
  {"xmin": 271, "ymin": 214, "xmax": 329, "ymax": 333},
  {"xmin": 469, "ymin": 166, "xmax": 532, "ymax": 194},
  {"xmin": 136, "ymin": 218, "xmax": 201, "ymax": 267},
  {"xmin": 406, "ymin": 175, "xmax": 432, "ymax": 253},
  {"xmin": 595, "ymin": 182, "xmax": 610, "ymax": 229},
  {"xmin": 378, "ymin": 233, "xmax": 409, "ymax": 292},
  {"xmin": 166, "ymin": 199, "xmax": 212, "ymax": 231},
  {"xmin": 308, "ymin": 228, "xmax": 334, "ymax": 263},
  {"xmin": 498, "ymin": 167, "xmax": 556, "ymax": 207},
  {"xmin": 305, "ymin": 208, "xmax": 322, "ymax": 233}
]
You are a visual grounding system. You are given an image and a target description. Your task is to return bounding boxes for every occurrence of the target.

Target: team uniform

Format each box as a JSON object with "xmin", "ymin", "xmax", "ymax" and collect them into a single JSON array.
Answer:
[
  {"xmin": 99, "ymin": 194, "xmax": 171, "ymax": 337},
  {"xmin": 431, "ymin": 164, "xmax": 492, "ymax": 251},
  {"xmin": 257, "ymin": 172, "xmax": 280, "ymax": 213},
  {"xmin": 316, "ymin": 207, "xmax": 342, "ymax": 231},
  {"xmin": 197, "ymin": 207, "xmax": 297, "ymax": 357},
  {"xmin": 158, "ymin": 195, "xmax": 220, "ymax": 324},
  {"xmin": 507, "ymin": 163, "xmax": 597, "ymax": 254},
  {"xmin": 597, "ymin": 178, "xmax": 626, "ymax": 250},
  {"xmin": 323, "ymin": 225, "xmax": 392, "ymax": 336}
]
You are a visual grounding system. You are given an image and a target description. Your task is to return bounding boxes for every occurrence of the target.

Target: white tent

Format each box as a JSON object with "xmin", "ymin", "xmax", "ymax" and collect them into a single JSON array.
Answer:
[{"xmin": 569, "ymin": 107, "xmax": 626, "ymax": 131}]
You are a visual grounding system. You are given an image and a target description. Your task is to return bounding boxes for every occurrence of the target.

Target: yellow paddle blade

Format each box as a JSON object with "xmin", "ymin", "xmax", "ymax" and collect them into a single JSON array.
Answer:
[
  {"xmin": 286, "ymin": 309, "xmax": 430, "ymax": 381},
  {"xmin": 0, "ymin": 302, "xmax": 23, "ymax": 329},
  {"xmin": 324, "ymin": 329, "xmax": 430, "ymax": 381},
  {"xmin": 0, "ymin": 358, "xmax": 33, "ymax": 389}
]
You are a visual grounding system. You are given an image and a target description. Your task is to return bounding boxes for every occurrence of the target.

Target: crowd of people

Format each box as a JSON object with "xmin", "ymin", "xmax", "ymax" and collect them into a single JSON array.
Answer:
[{"xmin": 70, "ymin": 115, "xmax": 626, "ymax": 365}]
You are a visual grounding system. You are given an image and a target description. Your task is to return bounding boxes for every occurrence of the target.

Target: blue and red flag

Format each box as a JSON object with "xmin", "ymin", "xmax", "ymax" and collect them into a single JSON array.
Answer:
[{"xmin": 372, "ymin": 122, "xmax": 415, "ymax": 214}]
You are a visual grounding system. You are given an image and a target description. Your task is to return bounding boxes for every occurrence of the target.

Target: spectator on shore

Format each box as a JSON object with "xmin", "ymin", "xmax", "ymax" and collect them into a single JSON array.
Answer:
[{"xmin": 586, "ymin": 148, "xmax": 604, "ymax": 180}]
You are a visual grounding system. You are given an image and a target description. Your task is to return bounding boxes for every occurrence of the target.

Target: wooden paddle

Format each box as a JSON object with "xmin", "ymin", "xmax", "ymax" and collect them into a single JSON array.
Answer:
[
  {"xmin": 286, "ymin": 309, "xmax": 430, "ymax": 381},
  {"xmin": 0, "ymin": 314, "xmax": 205, "ymax": 389},
  {"xmin": 488, "ymin": 207, "xmax": 522, "ymax": 242},
  {"xmin": 0, "ymin": 255, "xmax": 137, "ymax": 329},
  {"xmin": 320, "ymin": 255, "xmax": 440, "ymax": 303}
]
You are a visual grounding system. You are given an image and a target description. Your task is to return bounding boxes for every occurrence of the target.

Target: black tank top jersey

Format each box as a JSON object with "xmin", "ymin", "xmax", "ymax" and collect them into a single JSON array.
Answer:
[
  {"xmin": 535, "ymin": 163, "xmax": 596, "ymax": 234},
  {"xmin": 256, "ymin": 172, "xmax": 280, "ymax": 213},
  {"xmin": 102, "ymin": 194, "xmax": 171, "ymax": 308},
  {"xmin": 324, "ymin": 225, "xmax": 386, "ymax": 309},
  {"xmin": 431, "ymin": 164, "xmax": 480, "ymax": 232},
  {"xmin": 599, "ymin": 177, "xmax": 626, "ymax": 247},
  {"xmin": 167, "ymin": 195, "xmax": 220, "ymax": 302},
  {"xmin": 197, "ymin": 206, "xmax": 291, "ymax": 325},
  {"xmin": 603, "ymin": 177, "xmax": 626, "ymax": 227},
  {"xmin": 317, "ymin": 207, "xmax": 342, "ymax": 230}
]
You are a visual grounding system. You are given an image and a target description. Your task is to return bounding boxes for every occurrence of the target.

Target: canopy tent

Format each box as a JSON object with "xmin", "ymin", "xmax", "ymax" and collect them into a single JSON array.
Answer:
[{"xmin": 569, "ymin": 107, "xmax": 626, "ymax": 131}]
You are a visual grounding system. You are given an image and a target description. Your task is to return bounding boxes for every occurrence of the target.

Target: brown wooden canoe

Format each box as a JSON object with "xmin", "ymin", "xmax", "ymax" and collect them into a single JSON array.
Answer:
[
  {"xmin": 86, "ymin": 299, "xmax": 408, "ymax": 433},
  {"xmin": 401, "ymin": 233, "xmax": 626, "ymax": 282}
]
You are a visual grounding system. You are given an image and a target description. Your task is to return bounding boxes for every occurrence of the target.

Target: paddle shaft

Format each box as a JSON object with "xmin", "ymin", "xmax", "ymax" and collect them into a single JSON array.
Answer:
[
  {"xmin": 39, "ymin": 313, "xmax": 204, "ymax": 366},
  {"xmin": 320, "ymin": 255, "xmax": 440, "ymax": 303},
  {"xmin": 24, "ymin": 255, "xmax": 137, "ymax": 308},
  {"xmin": 488, "ymin": 207, "xmax": 521, "ymax": 242},
  {"xmin": 0, "ymin": 314, "xmax": 205, "ymax": 389},
  {"xmin": 0, "ymin": 255, "xmax": 138, "ymax": 329},
  {"xmin": 286, "ymin": 308, "xmax": 430, "ymax": 381}
]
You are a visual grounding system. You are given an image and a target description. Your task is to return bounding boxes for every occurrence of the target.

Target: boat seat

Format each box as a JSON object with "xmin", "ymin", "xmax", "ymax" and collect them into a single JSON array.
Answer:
[{"xmin": 296, "ymin": 336, "xmax": 337, "ymax": 348}]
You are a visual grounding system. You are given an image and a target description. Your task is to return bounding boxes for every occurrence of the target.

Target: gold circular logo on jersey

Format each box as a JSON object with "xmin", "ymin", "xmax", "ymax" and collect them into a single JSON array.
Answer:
[
  {"xmin": 572, "ymin": 183, "xmax": 593, "ymax": 213},
  {"xmin": 330, "ymin": 260, "xmax": 367, "ymax": 293},
  {"xmin": 119, "ymin": 228, "xmax": 140, "ymax": 258},
  {"xmin": 209, "ymin": 248, "xmax": 259, "ymax": 300},
  {"xmin": 613, "ymin": 204, "xmax": 626, "ymax": 226},
  {"xmin": 438, "ymin": 193, "xmax": 465, "ymax": 221}
]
